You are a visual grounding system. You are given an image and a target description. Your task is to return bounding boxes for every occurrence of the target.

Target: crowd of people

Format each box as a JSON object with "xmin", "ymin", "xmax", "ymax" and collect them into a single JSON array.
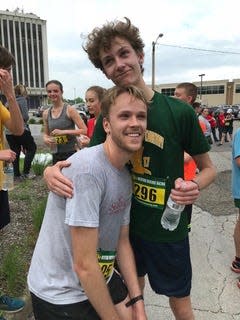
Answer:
[{"xmin": 0, "ymin": 16, "xmax": 239, "ymax": 320}]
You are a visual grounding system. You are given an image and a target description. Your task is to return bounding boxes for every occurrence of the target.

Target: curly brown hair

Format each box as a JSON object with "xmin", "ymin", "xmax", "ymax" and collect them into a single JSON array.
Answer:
[{"xmin": 83, "ymin": 17, "xmax": 145, "ymax": 72}]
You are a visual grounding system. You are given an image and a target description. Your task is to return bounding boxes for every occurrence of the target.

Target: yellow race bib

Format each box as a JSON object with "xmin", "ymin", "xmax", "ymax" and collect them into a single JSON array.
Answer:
[
  {"xmin": 97, "ymin": 250, "xmax": 116, "ymax": 283},
  {"xmin": 132, "ymin": 173, "xmax": 166, "ymax": 209}
]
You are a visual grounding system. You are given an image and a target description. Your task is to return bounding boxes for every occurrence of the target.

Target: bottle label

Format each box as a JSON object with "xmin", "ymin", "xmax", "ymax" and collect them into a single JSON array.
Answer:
[
  {"xmin": 132, "ymin": 173, "xmax": 166, "ymax": 209},
  {"xmin": 167, "ymin": 196, "xmax": 184, "ymax": 211}
]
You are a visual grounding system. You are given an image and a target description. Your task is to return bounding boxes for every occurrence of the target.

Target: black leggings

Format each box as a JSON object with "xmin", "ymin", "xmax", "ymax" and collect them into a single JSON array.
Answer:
[{"xmin": 6, "ymin": 129, "xmax": 37, "ymax": 176}]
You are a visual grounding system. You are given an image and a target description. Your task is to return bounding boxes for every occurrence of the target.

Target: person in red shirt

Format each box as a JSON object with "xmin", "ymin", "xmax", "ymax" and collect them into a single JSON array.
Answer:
[
  {"xmin": 207, "ymin": 110, "xmax": 219, "ymax": 142},
  {"xmin": 216, "ymin": 109, "xmax": 225, "ymax": 144},
  {"xmin": 77, "ymin": 86, "xmax": 106, "ymax": 148}
]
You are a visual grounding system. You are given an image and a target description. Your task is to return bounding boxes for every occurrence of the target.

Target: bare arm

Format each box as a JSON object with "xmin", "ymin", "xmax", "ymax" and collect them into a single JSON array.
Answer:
[
  {"xmin": 71, "ymin": 226, "xmax": 120, "ymax": 320},
  {"xmin": 117, "ymin": 225, "xmax": 147, "ymax": 319},
  {"xmin": 42, "ymin": 109, "xmax": 55, "ymax": 147},
  {"xmin": 0, "ymin": 69, "xmax": 24, "ymax": 135},
  {"xmin": 184, "ymin": 152, "xmax": 192, "ymax": 163},
  {"xmin": 171, "ymin": 152, "xmax": 217, "ymax": 205},
  {"xmin": 235, "ymin": 156, "xmax": 240, "ymax": 167}
]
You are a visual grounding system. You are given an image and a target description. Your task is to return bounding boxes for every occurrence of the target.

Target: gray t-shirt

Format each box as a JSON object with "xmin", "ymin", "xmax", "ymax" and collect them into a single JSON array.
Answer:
[{"xmin": 27, "ymin": 144, "xmax": 132, "ymax": 305}]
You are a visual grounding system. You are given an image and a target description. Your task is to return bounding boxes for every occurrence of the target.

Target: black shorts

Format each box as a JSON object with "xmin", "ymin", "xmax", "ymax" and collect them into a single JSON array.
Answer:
[
  {"xmin": 0, "ymin": 190, "xmax": 10, "ymax": 230},
  {"xmin": 130, "ymin": 234, "xmax": 192, "ymax": 298},
  {"xmin": 31, "ymin": 270, "xmax": 128, "ymax": 320},
  {"xmin": 52, "ymin": 151, "xmax": 76, "ymax": 165}
]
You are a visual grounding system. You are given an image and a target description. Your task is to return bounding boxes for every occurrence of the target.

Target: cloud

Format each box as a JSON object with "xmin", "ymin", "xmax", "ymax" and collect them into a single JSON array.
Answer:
[{"xmin": 3, "ymin": 0, "xmax": 240, "ymax": 99}]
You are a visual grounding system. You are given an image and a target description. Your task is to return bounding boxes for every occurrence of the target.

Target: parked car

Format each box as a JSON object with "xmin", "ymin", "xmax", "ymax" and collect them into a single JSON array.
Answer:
[
  {"xmin": 33, "ymin": 105, "xmax": 50, "ymax": 117},
  {"xmin": 72, "ymin": 103, "xmax": 89, "ymax": 125}
]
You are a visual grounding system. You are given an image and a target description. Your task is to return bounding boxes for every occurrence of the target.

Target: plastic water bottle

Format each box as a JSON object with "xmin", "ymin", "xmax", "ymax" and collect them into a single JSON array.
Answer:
[
  {"xmin": 161, "ymin": 196, "xmax": 185, "ymax": 231},
  {"xmin": 2, "ymin": 162, "xmax": 14, "ymax": 191},
  {"xmin": 50, "ymin": 137, "xmax": 58, "ymax": 154}
]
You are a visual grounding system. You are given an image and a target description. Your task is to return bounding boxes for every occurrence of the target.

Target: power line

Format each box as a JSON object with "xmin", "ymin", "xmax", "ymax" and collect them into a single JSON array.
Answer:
[{"xmin": 158, "ymin": 43, "xmax": 240, "ymax": 55}]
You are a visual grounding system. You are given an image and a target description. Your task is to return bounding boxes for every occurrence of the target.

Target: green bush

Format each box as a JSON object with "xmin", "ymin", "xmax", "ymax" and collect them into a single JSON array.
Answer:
[{"xmin": 28, "ymin": 118, "xmax": 36, "ymax": 124}]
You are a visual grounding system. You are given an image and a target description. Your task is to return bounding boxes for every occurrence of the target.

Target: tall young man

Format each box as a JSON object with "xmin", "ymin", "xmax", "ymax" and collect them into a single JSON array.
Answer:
[
  {"xmin": 44, "ymin": 18, "xmax": 216, "ymax": 319},
  {"xmin": 0, "ymin": 45, "xmax": 25, "ymax": 320},
  {"xmin": 28, "ymin": 86, "xmax": 147, "ymax": 320}
]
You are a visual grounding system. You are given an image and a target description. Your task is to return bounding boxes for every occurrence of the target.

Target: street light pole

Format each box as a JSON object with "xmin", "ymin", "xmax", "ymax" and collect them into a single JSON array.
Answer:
[
  {"xmin": 152, "ymin": 33, "xmax": 164, "ymax": 90},
  {"xmin": 198, "ymin": 73, "xmax": 205, "ymax": 101},
  {"xmin": 73, "ymin": 87, "xmax": 76, "ymax": 104}
]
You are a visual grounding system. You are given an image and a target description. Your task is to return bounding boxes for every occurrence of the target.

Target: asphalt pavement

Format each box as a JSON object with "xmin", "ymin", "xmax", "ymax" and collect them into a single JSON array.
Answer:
[{"xmin": 144, "ymin": 138, "xmax": 240, "ymax": 319}]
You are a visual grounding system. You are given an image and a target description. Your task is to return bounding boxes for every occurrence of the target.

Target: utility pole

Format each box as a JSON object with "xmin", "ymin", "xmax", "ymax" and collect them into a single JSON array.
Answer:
[{"xmin": 152, "ymin": 33, "xmax": 164, "ymax": 90}]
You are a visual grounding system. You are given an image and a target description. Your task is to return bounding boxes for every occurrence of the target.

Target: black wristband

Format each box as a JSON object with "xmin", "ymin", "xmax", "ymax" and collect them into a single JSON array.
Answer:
[
  {"xmin": 125, "ymin": 294, "xmax": 144, "ymax": 307},
  {"xmin": 190, "ymin": 179, "xmax": 200, "ymax": 191}
]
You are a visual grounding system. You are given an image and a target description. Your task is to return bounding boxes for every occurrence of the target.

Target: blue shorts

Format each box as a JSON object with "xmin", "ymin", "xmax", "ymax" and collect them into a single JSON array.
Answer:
[{"xmin": 130, "ymin": 234, "xmax": 192, "ymax": 298}]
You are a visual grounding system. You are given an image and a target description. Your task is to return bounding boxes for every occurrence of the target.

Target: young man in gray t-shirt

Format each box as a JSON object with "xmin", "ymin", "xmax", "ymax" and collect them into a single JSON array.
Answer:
[{"xmin": 28, "ymin": 85, "xmax": 148, "ymax": 320}]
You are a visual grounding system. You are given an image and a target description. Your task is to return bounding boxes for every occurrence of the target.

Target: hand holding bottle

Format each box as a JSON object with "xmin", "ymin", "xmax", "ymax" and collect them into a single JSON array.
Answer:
[{"xmin": 161, "ymin": 178, "xmax": 187, "ymax": 231}]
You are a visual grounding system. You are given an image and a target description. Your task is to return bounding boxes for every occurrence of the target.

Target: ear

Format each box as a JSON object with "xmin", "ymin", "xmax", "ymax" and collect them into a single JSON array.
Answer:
[
  {"xmin": 138, "ymin": 52, "xmax": 144, "ymax": 65},
  {"xmin": 103, "ymin": 117, "xmax": 110, "ymax": 134},
  {"xmin": 187, "ymin": 96, "xmax": 192, "ymax": 104}
]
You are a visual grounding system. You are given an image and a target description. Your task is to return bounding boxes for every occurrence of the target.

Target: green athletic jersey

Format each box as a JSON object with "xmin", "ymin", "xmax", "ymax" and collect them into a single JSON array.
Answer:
[{"xmin": 90, "ymin": 92, "xmax": 210, "ymax": 242}]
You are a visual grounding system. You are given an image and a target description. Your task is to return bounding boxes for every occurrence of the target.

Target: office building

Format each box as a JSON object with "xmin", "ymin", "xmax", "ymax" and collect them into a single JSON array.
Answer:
[
  {"xmin": 0, "ymin": 8, "xmax": 48, "ymax": 108},
  {"xmin": 155, "ymin": 78, "xmax": 240, "ymax": 107}
]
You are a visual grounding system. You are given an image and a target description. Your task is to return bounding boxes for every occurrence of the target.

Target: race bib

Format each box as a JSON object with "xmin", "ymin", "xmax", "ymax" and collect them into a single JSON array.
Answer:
[
  {"xmin": 132, "ymin": 173, "xmax": 166, "ymax": 209},
  {"xmin": 54, "ymin": 135, "xmax": 68, "ymax": 144},
  {"xmin": 97, "ymin": 250, "xmax": 116, "ymax": 283}
]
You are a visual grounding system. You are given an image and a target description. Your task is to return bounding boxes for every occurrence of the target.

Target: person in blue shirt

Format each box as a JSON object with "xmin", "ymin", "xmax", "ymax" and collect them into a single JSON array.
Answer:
[{"xmin": 231, "ymin": 128, "xmax": 240, "ymax": 286}]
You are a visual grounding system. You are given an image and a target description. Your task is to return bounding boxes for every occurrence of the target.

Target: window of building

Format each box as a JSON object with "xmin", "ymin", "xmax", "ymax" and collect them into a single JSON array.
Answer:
[
  {"xmin": 236, "ymin": 84, "xmax": 240, "ymax": 93},
  {"xmin": 0, "ymin": 19, "xmax": 2, "ymax": 44},
  {"xmin": 3, "ymin": 19, "xmax": 8, "ymax": 48},
  {"xmin": 32, "ymin": 24, "xmax": 39, "ymax": 87},
  {"xmin": 15, "ymin": 21, "xmax": 22, "ymax": 83},
  {"xmin": 197, "ymin": 85, "xmax": 224, "ymax": 95},
  {"xmin": 161, "ymin": 88, "xmax": 175, "ymax": 96},
  {"xmin": 38, "ymin": 24, "xmax": 44, "ymax": 88}
]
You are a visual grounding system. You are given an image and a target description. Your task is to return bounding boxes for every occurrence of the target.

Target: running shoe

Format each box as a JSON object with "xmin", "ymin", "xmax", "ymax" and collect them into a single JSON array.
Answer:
[{"xmin": 0, "ymin": 295, "xmax": 25, "ymax": 312}]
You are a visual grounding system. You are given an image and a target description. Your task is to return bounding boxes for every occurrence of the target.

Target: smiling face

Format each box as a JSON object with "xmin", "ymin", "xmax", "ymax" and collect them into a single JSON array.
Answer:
[
  {"xmin": 46, "ymin": 82, "xmax": 63, "ymax": 104},
  {"xmin": 103, "ymin": 91, "xmax": 147, "ymax": 153},
  {"xmin": 99, "ymin": 37, "xmax": 144, "ymax": 88}
]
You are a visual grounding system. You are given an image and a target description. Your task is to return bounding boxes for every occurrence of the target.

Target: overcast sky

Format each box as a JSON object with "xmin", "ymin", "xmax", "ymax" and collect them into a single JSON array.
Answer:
[{"xmin": 4, "ymin": 0, "xmax": 240, "ymax": 99}]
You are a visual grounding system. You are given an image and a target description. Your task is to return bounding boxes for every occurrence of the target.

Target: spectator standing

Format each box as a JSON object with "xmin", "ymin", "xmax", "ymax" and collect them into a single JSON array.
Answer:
[
  {"xmin": 216, "ymin": 109, "xmax": 225, "ymax": 143},
  {"xmin": 206, "ymin": 110, "xmax": 219, "ymax": 143},
  {"xmin": 77, "ymin": 86, "xmax": 106, "ymax": 148},
  {"xmin": 43, "ymin": 80, "xmax": 87, "ymax": 164},
  {"xmin": 198, "ymin": 108, "xmax": 213, "ymax": 146},
  {"xmin": 0, "ymin": 45, "xmax": 25, "ymax": 320},
  {"xmin": 28, "ymin": 85, "xmax": 147, "ymax": 320},
  {"xmin": 218, "ymin": 108, "xmax": 233, "ymax": 146},
  {"xmin": 5, "ymin": 84, "xmax": 37, "ymax": 180},
  {"xmin": 231, "ymin": 127, "xmax": 240, "ymax": 288},
  {"xmin": 43, "ymin": 17, "xmax": 216, "ymax": 319}
]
